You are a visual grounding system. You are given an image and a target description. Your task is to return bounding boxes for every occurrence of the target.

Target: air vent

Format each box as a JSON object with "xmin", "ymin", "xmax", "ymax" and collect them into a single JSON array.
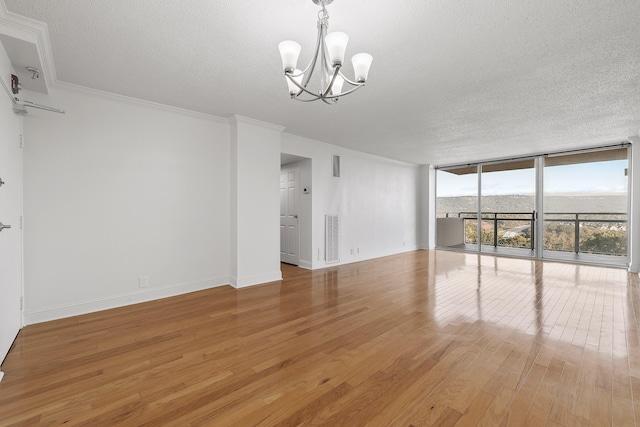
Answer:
[
  {"xmin": 325, "ymin": 215, "xmax": 339, "ymax": 263},
  {"xmin": 332, "ymin": 155, "xmax": 340, "ymax": 177}
]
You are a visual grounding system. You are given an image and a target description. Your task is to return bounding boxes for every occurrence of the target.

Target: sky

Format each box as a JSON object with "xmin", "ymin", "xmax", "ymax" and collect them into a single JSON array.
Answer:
[{"xmin": 437, "ymin": 160, "xmax": 628, "ymax": 197}]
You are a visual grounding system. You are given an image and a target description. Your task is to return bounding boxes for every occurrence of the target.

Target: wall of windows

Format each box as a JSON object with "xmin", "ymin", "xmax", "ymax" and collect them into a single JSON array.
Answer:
[
  {"xmin": 543, "ymin": 149, "xmax": 628, "ymax": 260},
  {"xmin": 435, "ymin": 145, "xmax": 629, "ymax": 267}
]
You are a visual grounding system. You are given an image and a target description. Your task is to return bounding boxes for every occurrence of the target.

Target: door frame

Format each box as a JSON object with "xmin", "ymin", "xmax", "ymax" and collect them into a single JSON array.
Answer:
[
  {"xmin": 280, "ymin": 162, "xmax": 300, "ymax": 265},
  {"xmin": 280, "ymin": 153, "xmax": 313, "ymax": 269}
]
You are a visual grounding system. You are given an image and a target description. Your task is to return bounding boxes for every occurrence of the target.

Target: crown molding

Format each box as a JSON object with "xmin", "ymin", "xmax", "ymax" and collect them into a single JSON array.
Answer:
[
  {"xmin": 229, "ymin": 115, "xmax": 286, "ymax": 133},
  {"xmin": 55, "ymin": 80, "xmax": 229, "ymax": 124},
  {"xmin": 282, "ymin": 132, "xmax": 420, "ymax": 167}
]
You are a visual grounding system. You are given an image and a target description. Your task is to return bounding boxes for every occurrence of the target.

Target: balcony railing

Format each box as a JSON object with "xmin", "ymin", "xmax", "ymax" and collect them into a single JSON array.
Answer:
[
  {"xmin": 451, "ymin": 211, "xmax": 536, "ymax": 249},
  {"xmin": 443, "ymin": 211, "xmax": 627, "ymax": 255}
]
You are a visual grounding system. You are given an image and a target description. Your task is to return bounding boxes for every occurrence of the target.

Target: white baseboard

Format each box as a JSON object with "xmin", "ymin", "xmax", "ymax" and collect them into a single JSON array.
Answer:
[
  {"xmin": 230, "ymin": 272, "xmax": 283, "ymax": 288},
  {"xmin": 0, "ymin": 371, "xmax": 4, "ymax": 383},
  {"xmin": 297, "ymin": 259, "xmax": 313, "ymax": 269},
  {"xmin": 308, "ymin": 245, "xmax": 420, "ymax": 270},
  {"xmin": 365, "ymin": 245, "xmax": 420, "ymax": 262},
  {"xmin": 24, "ymin": 276, "xmax": 230, "ymax": 325}
]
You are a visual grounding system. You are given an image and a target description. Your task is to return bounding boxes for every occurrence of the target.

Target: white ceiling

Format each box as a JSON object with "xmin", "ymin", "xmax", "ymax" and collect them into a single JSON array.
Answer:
[{"xmin": 3, "ymin": 0, "xmax": 640, "ymax": 165}]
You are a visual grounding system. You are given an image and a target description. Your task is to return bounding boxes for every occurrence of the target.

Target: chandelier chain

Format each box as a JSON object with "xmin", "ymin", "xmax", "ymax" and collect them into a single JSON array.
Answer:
[{"xmin": 318, "ymin": 7, "xmax": 329, "ymax": 26}]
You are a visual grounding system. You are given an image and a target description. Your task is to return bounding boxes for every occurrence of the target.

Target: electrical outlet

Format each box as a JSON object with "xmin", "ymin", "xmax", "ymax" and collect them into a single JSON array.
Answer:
[
  {"xmin": 139, "ymin": 276, "xmax": 149, "ymax": 288},
  {"xmin": 357, "ymin": 247, "xmax": 360, "ymax": 253},
  {"xmin": 350, "ymin": 249, "xmax": 354, "ymax": 255}
]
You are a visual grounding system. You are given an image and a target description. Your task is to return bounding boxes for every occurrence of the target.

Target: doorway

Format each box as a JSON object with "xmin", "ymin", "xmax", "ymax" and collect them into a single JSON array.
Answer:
[
  {"xmin": 280, "ymin": 162, "xmax": 300, "ymax": 265},
  {"xmin": 280, "ymin": 153, "xmax": 312, "ymax": 268}
]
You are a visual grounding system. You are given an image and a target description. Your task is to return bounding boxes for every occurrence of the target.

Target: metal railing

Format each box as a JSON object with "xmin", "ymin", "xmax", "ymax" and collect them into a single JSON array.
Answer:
[
  {"xmin": 544, "ymin": 212, "xmax": 626, "ymax": 254},
  {"xmin": 443, "ymin": 211, "xmax": 627, "ymax": 254},
  {"xmin": 451, "ymin": 211, "xmax": 536, "ymax": 249}
]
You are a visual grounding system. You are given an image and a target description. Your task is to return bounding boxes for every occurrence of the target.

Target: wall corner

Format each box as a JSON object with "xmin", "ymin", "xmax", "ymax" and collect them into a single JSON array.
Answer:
[{"xmin": 628, "ymin": 136, "xmax": 640, "ymax": 273}]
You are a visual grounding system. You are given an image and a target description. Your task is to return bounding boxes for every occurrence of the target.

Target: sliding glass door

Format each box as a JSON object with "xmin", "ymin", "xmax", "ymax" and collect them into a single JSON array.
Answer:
[
  {"xmin": 436, "ymin": 165, "xmax": 478, "ymax": 252},
  {"xmin": 480, "ymin": 160, "xmax": 536, "ymax": 257},
  {"xmin": 542, "ymin": 148, "xmax": 628, "ymax": 266},
  {"xmin": 435, "ymin": 145, "xmax": 630, "ymax": 268}
]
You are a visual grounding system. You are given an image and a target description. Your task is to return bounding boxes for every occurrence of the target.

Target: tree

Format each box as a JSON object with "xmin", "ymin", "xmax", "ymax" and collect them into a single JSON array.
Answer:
[{"xmin": 580, "ymin": 230, "xmax": 626, "ymax": 255}]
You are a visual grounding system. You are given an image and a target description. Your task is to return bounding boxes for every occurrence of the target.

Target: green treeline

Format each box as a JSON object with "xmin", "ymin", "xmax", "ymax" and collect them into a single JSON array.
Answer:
[{"xmin": 464, "ymin": 221, "xmax": 626, "ymax": 256}]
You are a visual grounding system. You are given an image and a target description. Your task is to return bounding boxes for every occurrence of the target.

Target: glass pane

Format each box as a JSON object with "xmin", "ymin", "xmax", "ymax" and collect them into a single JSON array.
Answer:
[
  {"xmin": 480, "ymin": 160, "xmax": 535, "ymax": 255},
  {"xmin": 436, "ymin": 166, "xmax": 478, "ymax": 251},
  {"xmin": 543, "ymin": 148, "xmax": 628, "ymax": 262}
]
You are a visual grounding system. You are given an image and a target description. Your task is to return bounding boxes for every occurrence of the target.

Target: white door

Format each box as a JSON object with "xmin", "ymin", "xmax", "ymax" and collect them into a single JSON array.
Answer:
[
  {"xmin": 280, "ymin": 163, "xmax": 300, "ymax": 265},
  {"xmin": 0, "ymin": 77, "xmax": 23, "ymax": 364}
]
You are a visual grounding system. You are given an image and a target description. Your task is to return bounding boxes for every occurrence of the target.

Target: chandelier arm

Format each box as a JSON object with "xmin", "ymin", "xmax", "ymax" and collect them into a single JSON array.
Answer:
[
  {"xmin": 285, "ymin": 73, "xmax": 322, "ymax": 100},
  {"xmin": 291, "ymin": 54, "xmax": 315, "ymax": 77},
  {"xmin": 320, "ymin": 23, "xmax": 332, "ymax": 93},
  {"xmin": 286, "ymin": 71, "xmax": 363, "ymax": 101},
  {"xmin": 292, "ymin": 96, "xmax": 326, "ymax": 102},
  {"xmin": 321, "ymin": 31, "xmax": 333, "ymax": 92},
  {"xmin": 296, "ymin": 60, "xmax": 314, "ymax": 78},
  {"xmin": 321, "ymin": 84, "xmax": 364, "ymax": 99},
  {"xmin": 297, "ymin": 18, "xmax": 326, "ymax": 89},
  {"xmin": 336, "ymin": 70, "xmax": 364, "ymax": 87},
  {"xmin": 321, "ymin": 65, "xmax": 342, "ymax": 97},
  {"xmin": 297, "ymin": 85, "xmax": 363, "ymax": 102}
]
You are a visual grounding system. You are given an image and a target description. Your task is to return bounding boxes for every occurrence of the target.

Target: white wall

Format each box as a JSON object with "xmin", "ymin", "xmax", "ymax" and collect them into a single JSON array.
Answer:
[
  {"xmin": 230, "ymin": 116, "xmax": 282, "ymax": 287},
  {"xmin": 19, "ymin": 85, "xmax": 420, "ymax": 323},
  {"xmin": 22, "ymin": 86, "xmax": 231, "ymax": 323},
  {"xmin": 298, "ymin": 158, "xmax": 313, "ymax": 267},
  {"xmin": 418, "ymin": 164, "xmax": 436, "ymax": 249},
  {"xmin": 0, "ymin": 39, "xmax": 22, "ymax": 370},
  {"xmin": 282, "ymin": 133, "xmax": 420, "ymax": 269},
  {"xmin": 629, "ymin": 136, "xmax": 640, "ymax": 273}
]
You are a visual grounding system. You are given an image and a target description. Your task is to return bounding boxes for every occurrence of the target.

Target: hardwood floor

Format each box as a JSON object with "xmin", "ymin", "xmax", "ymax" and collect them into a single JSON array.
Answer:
[{"xmin": 1, "ymin": 250, "xmax": 638, "ymax": 426}]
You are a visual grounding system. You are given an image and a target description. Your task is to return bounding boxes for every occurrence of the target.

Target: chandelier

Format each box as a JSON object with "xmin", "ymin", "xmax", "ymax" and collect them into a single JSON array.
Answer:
[{"xmin": 278, "ymin": 0, "xmax": 373, "ymax": 104}]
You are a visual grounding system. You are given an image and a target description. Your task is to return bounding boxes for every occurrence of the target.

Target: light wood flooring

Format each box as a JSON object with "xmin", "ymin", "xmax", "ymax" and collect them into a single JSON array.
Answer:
[{"xmin": 1, "ymin": 250, "xmax": 639, "ymax": 426}]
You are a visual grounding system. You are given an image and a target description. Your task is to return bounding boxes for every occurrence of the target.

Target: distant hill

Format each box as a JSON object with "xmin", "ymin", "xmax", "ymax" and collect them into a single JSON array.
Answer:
[{"xmin": 437, "ymin": 194, "xmax": 627, "ymax": 215}]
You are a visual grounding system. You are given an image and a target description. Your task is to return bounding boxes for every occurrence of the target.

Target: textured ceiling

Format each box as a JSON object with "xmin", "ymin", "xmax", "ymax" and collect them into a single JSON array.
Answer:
[{"xmin": 4, "ymin": 0, "xmax": 640, "ymax": 165}]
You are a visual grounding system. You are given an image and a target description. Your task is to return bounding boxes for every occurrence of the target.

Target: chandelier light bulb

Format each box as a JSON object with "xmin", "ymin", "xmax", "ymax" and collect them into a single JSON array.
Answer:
[
  {"xmin": 278, "ymin": 41, "xmax": 302, "ymax": 73},
  {"xmin": 352, "ymin": 53, "xmax": 373, "ymax": 83},
  {"xmin": 286, "ymin": 70, "xmax": 304, "ymax": 95},
  {"xmin": 325, "ymin": 32, "xmax": 349, "ymax": 67},
  {"xmin": 331, "ymin": 75, "xmax": 345, "ymax": 95}
]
